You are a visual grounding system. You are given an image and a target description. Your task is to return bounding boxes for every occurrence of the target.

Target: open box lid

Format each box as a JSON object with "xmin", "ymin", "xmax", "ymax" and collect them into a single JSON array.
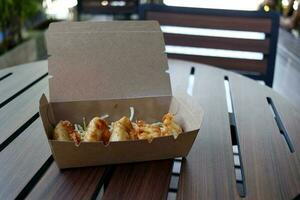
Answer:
[{"xmin": 46, "ymin": 21, "xmax": 171, "ymax": 102}]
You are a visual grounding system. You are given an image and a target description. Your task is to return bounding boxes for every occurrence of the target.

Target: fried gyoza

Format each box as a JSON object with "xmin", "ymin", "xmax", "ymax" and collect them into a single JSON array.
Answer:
[
  {"xmin": 53, "ymin": 111, "xmax": 183, "ymax": 146},
  {"xmin": 134, "ymin": 120, "xmax": 161, "ymax": 140},
  {"xmin": 84, "ymin": 117, "xmax": 111, "ymax": 143},
  {"xmin": 161, "ymin": 113, "xmax": 182, "ymax": 138},
  {"xmin": 109, "ymin": 117, "xmax": 133, "ymax": 142},
  {"xmin": 54, "ymin": 120, "xmax": 81, "ymax": 145}
]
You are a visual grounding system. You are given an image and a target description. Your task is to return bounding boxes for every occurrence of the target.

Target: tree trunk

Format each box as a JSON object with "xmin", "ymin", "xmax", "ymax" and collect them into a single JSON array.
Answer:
[{"xmin": 15, "ymin": 16, "xmax": 23, "ymax": 44}]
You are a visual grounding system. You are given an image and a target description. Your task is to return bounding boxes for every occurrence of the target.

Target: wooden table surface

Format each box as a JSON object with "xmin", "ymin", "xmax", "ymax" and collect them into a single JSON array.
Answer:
[{"xmin": 0, "ymin": 59, "xmax": 299, "ymax": 200}]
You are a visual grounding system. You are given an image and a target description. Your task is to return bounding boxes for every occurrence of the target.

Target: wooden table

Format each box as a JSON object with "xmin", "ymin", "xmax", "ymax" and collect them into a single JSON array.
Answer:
[{"xmin": 0, "ymin": 59, "xmax": 299, "ymax": 200}]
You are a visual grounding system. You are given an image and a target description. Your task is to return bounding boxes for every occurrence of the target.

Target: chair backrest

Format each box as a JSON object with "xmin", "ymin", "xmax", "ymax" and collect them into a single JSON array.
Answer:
[
  {"xmin": 139, "ymin": 4, "xmax": 279, "ymax": 87},
  {"xmin": 77, "ymin": 0, "xmax": 139, "ymax": 15}
]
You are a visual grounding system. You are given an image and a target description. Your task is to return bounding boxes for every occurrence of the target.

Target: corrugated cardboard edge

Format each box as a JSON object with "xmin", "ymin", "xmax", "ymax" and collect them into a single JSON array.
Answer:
[{"xmin": 47, "ymin": 20, "xmax": 162, "ymax": 33}]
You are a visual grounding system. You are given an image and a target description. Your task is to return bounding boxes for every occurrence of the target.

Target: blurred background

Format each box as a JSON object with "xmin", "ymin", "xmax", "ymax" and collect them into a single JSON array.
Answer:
[
  {"xmin": 0, "ymin": 0, "xmax": 300, "ymax": 106},
  {"xmin": 0, "ymin": 0, "xmax": 299, "ymax": 69}
]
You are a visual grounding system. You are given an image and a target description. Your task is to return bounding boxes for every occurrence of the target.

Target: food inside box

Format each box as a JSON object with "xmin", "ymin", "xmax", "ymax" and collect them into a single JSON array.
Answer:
[
  {"xmin": 53, "ymin": 108, "xmax": 183, "ymax": 146},
  {"xmin": 39, "ymin": 21, "xmax": 203, "ymax": 168}
]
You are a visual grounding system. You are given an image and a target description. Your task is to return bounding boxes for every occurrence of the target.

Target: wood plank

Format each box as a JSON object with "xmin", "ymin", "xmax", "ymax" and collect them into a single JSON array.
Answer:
[
  {"xmin": 0, "ymin": 72, "xmax": 13, "ymax": 82},
  {"xmin": 228, "ymin": 71, "xmax": 300, "ymax": 199},
  {"xmin": 263, "ymin": 82, "xmax": 300, "ymax": 199},
  {"xmin": 269, "ymin": 91, "xmax": 300, "ymax": 156},
  {"xmin": 171, "ymin": 60, "xmax": 239, "ymax": 199},
  {"xmin": 0, "ymin": 78, "xmax": 48, "ymax": 145},
  {"xmin": 167, "ymin": 54, "xmax": 267, "ymax": 73},
  {"xmin": 0, "ymin": 61, "xmax": 48, "ymax": 105},
  {"xmin": 164, "ymin": 33, "xmax": 270, "ymax": 53},
  {"xmin": 0, "ymin": 119, "xmax": 52, "ymax": 200},
  {"xmin": 174, "ymin": 59, "xmax": 300, "ymax": 199},
  {"xmin": 0, "ymin": 62, "xmax": 38, "ymax": 83},
  {"xmin": 0, "ymin": 60, "xmax": 45, "ymax": 76},
  {"xmin": 147, "ymin": 11, "xmax": 272, "ymax": 33},
  {"xmin": 26, "ymin": 163, "xmax": 106, "ymax": 200},
  {"xmin": 270, "ymin": 36, "xmax": 300, "ymax": 148},
  {"xmin": 0, "ymin": 62, "xmax": 108, "ymax": 200},
  {"xmin": 0, "ymin": 70, "xmax": 10, "ymax": 79},
  {"xmin": 101, "ymin": 59, "xmax": 200, "ymax": 200},
  {"xmin": 0, "ymin": 65, "xmax": 17, "ymax": 78},
  {"xmin": 102, "ymin": 160, "xmax": 173, "ymax": 200}
]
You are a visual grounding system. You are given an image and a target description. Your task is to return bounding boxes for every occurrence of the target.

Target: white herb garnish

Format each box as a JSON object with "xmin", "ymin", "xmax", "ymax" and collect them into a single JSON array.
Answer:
[
  {"xmin": 100, "ymin": 114, "xmax": 109, "ymax": 119},
  {"xmin": 75, "ymin": 124, "xmax": 86, "ymax": 139},
  {"xmin": 82, "ymin": 117, "xmax": 87, "ymax": 131},
  {"xmin": 129, "ymin": 106, "xmax": 134, "ymax": 121},
  {"xmin": 152, "ymin": 122, "xmax": 163, "ymax": 127}
]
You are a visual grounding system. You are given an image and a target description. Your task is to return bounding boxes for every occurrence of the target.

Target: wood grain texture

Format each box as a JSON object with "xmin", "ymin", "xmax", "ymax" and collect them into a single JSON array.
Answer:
[
  {"xmin": 0, "ymin": 61, "xmax": 48, "ymax": 104},
  {"xmin": 0, "ymin": 78, "xmax": 48, "ymax": 144},
  {"xmin": 164, "ymin": 33, "xmax": 270, "ymax": 54},
  {"xmin": 0, "ymin": 119, "xmax": 51, "ymax": 200},
  {"xmin": 147, "ymin": 11, "xmax": 272, "ymax": 33},
  {"xmin": 1, "ymin": 59, "xmax": 300, "ymax": 200},
  {"xmin": 233, "ymin": 74, "xmax": 300, "ymax": 199},
  {"xmin": 0, "ymin": 61, "xmax": 108, "ymax": 200},
  {"xmin": 271, "ymin": 98, "xmax": 300, "ymax": 200},
  {"xmin": 26, "ymin": 163, "xmax": 106, "ymax": 200},
  {"xmin": 168, "ymin": 60, "xmax": 239, "ymax": 200},
  {"xmin": 269, "ymin": 91, "xmax": 300, "ymax": 156},
  {"xmin": 229, "ymin": 73, "xmax": 300, "ymax": 200},
  {"xmin": 172, "ymin": 59, "xmax": 300, "ymax": 200},
  {"xmin": 168, "ymin": 54, "xmax": 267, "ymax": 73},
  {"xmin": 102, "ymin": 160, "xmax": 173, "ymax": 200}
]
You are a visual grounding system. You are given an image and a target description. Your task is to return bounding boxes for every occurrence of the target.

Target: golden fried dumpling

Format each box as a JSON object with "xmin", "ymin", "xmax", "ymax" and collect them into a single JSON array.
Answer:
[
  {"xmin": 109, "ymin": 117, "xmax": 132, "ymax": 142},
  {"xmin": 109, "ymin": 124, "xmax": 129, "ymax": 141},
  {"xmin": 136, "ymin": 120, "xmax": 161, "ymax": 140},
  {"xmin": 101, "ymin": 128, "xmax": 112, "ymax": 144},
  {"xmin": 54, "ymin": 120, "xmax": 74, "ymax": 141},
  {"xmin": 69, "ymin": 131, "xmax": 81, "ymax": 146},
  {"xmin": 118, "ymin": 116, "xmax": 133, "ymax": 131},
  {"xmin": 53, "ymin": 120, "xmax": 81, "ymax": 145},
  {"xmin": 161, "ymin": 113, "xmax": 182, "ymax": 137},
  {"xmin": 84, "ymin": 117, "xmax": 110, "ymax": 142}
]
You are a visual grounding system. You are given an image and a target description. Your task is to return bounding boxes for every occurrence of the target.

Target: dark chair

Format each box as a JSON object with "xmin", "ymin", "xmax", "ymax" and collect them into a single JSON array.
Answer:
[
  {"xmin": 77, "ymin": 0, "xmax": 139, "ymax": 20},
  {"xmin": 139, "ymin": 4, "xmax": 279, "ymax": 87}
]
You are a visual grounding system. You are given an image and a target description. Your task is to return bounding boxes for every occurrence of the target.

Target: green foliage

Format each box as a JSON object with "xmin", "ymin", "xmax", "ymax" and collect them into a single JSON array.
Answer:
[
  {"xmin": 12, "ymin": 0, "xmax": 42, "ymax": 23},
  {"xmin": 0, "ymin": 0, "xmax": 42, "ymax": 53},
  {"xmin": 0, "ymin": 0, "xmax": 13, "ymax": 34}
]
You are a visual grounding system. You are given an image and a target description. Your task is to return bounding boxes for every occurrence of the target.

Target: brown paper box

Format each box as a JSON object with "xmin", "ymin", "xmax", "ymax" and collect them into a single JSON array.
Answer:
[{"xmin": 40, "ymin": 21, "xmax": 203, "ymax": 169}]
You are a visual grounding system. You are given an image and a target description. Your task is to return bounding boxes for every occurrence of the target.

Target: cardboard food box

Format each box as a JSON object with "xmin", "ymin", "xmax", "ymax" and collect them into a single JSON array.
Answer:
[{"xmin": 39, "ymin": 21, "xmax": 203, "ymax": 169}]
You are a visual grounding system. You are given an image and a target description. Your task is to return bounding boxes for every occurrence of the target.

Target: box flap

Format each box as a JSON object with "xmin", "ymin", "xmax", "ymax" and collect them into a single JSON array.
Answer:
[
  {"xmin": 46, "ymin": 21, "xmax": 171, "ymax": 102},
  {"xmin": 47, "ymin": 21, "xmax": 162, "ymax": 32}
]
